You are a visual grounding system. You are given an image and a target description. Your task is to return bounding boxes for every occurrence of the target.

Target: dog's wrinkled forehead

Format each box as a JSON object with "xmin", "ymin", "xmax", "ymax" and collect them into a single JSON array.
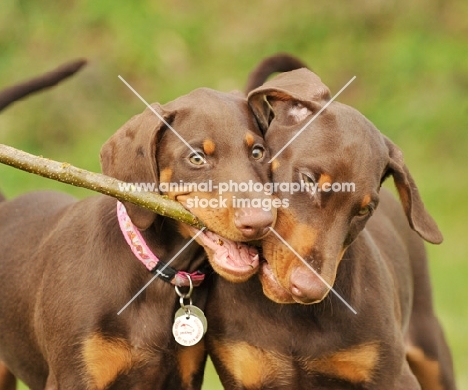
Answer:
[
  {"xmin": 164, "ymin": 87, "xmax": 261, "ymax": 137},
  {"xmin": 295, "ymin": 102, "xmax": 388, "ymax": 165}
]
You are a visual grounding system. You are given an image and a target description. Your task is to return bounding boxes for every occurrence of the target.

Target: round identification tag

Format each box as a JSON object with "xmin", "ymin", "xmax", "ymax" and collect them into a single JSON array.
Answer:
[
  {"xmin": 174, "ymin": 306, "xmax": 208, "ymax": 334},
  {"xmin": 172, "ymin": 314, "xmax": 205, "ymax": 346}
]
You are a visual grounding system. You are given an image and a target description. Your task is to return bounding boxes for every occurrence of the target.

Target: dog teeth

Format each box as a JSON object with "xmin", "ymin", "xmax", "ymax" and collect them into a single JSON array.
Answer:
[{"xmin": 251, "ymin": 254, "xmax": 259, "ymax": 262}]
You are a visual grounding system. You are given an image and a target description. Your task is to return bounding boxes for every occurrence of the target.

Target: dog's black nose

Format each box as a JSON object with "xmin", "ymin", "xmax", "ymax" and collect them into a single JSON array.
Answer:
[{"xmin": 234, "ymin": 207, "xmax": 274, "ymax": 239}]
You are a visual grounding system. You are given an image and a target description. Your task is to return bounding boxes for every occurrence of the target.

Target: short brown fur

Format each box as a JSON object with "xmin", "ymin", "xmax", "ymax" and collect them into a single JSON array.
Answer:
[
  {"xmin": 303, "ymin": 342, "xmax": 379, "ymax": 383},
  {"xmin": 407, "ymin": 346, "xmax": 444, "ymax": 390},
  {"xmin": 82, "ymin": 335, "xmax": 133, "ymax": 389},
  {"xmin": 206, "ymin": 54, "xmax": 456, "ymax": 390},
  {"xmin": 0, "ymin": 84, "xmax": 274, "ymax": 389},
  {"xmin": 177, "ymin": 342, "xmax": 207, "ymax": 389}
]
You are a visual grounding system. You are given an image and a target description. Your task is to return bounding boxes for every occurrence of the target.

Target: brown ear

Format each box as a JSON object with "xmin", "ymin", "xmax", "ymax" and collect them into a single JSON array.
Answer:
[
  {"xmin": 100, "ymin": 103, "xmax": 166, "ymax": 230},
  {"xmin": 247, "ymin": 68, "xmax": 331, "ymax": 133},
  {"xmin": 384, "ymin": 137, "xmax": 443, "ymax": 244}
]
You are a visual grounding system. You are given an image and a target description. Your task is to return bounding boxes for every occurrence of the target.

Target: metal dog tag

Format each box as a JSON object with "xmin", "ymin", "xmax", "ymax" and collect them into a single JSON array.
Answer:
[
  {"xmin": 172, "ymin": 275, "xmax": 207, "ymax": 346},
  {"xmin": 173, "ymin": 310, "xmax": 205, "ymax": 346},
  {"xmin": 174, "ymin": 305, "xmax": 208, "ymax": 334}
]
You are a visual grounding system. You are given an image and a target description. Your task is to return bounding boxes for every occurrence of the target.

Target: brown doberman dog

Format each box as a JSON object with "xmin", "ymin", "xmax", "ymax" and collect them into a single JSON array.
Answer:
[
  {"xmin": 0, "ymin": 70, "xmax": 276, "ymax": 388},
  {"xmin": 205, "ymin": 57, "xmax": 456, "ymax": 389}
]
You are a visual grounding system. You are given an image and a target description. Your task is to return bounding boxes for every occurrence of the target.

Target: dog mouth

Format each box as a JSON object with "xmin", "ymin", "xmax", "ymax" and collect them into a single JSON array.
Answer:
[
  {"xmin": 189, "ymin": 227, "xmax": 260, "ymax": 278},
  {"xmin": 259, "ymin": 260, "xmax": 296, "ymax": 303}
]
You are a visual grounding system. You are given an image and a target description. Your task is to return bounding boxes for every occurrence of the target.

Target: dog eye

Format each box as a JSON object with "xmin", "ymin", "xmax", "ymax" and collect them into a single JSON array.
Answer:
[
  {"xmin": 189, "ymin": 152, "xmax": 206, "ymax": 165},
  {"xmin": 251, "ymin": 146, "xmax": 265, "ymax": 160},
  {"xmin": 357, "ymin": 205, "xmax": 373, "ymax": 217},
  {"xmin": 300, "ymin": 172, "xmax": 316, "ymax": 185}
]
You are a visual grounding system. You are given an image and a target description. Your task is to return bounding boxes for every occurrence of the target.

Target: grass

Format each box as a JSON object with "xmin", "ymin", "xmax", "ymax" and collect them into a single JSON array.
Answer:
[{"xmin": 1, "ymin": 0, "xmax": 467, "ymax": 388}]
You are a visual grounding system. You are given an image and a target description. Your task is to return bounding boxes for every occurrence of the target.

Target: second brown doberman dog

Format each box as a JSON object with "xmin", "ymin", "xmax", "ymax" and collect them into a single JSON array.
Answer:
[
  {"xmin": 206, "ymin": 59, "xmax": 456, "ymax": 389},
  {"xmin": 0, "ymin": 59, "xmax": 86, "ymax": 390},
  {"xmin": 0, "ymin": 74, "xmax": 276, "ymax": 388}
]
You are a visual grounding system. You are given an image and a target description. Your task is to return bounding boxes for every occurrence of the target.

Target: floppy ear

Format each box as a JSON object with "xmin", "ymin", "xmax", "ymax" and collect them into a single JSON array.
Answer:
[
  {"xmin": 383, "ymin": 137, "xmax": 443, "ymax": 244},
  {"xmin": 100, "ymin": 103, "xmax": 167, "ymax": 230},
  {"xmin": 247, "ymin": 68, "xmax": 331, "ymax": 133}
]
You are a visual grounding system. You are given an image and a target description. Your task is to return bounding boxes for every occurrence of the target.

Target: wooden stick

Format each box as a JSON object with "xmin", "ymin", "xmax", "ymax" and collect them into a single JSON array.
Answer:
[{"xmin": 0, "ymin": 144, "xmax": 204, "ymax": 229}]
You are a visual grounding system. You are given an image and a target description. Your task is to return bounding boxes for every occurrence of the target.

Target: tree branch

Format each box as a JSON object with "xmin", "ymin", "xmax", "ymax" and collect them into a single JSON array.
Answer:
[{"xmin": 0, "ymin": 144, "xmax": 204, "ymax": 229}]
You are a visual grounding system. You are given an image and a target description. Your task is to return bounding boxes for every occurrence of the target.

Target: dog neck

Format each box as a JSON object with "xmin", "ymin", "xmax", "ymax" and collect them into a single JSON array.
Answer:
[{"xmin": 116, "ymin": 201, "xmax": 208, "ymax": 287}]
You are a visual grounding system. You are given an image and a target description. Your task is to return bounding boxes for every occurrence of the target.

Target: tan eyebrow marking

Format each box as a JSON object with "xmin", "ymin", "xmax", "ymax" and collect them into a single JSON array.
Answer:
[{"xmin": 203, "ymin": 139, "xmax": 216, "ymax": 155}]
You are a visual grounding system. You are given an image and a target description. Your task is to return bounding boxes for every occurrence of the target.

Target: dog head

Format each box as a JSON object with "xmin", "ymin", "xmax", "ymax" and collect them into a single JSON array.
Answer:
[
  {"xmin": 101, "ymin": 88, "xmax": 276, "ymax": 282},
  {"xmin": 248, "ymin": 68, "xmax": 442, "ymax": 303}
]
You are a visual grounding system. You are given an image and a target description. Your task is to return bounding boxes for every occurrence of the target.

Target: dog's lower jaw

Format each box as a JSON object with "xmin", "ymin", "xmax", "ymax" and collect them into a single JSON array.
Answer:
[
  {"xmin": 210, "ymin": 259, "xmax": 258, "ymax": 283},
  {"xmin": 259, "ymin": 261, "xmax": 296, "ymax": 304},
  {"xmin": 186, "ymin": 226, "xmax": 260, "ymax": 283}
]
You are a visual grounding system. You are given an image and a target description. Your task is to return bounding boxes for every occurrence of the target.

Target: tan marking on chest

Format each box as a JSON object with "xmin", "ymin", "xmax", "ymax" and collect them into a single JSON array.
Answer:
[
  {"xmin": 212, "ymin": 340, "xmax": 293, "ymax": 387},
  {"xmin": 302, "ymin": 342, "xmax": 379, "ymax": 383},
  {"xmin": 177, "ymin": 341, "xmax": 207, "ymax": 388},
  {"xmin": 82, "ymin": 334, "xmax": 133, "ymax": 389},
  {"xmin": 406, "ymin": 345, "xmax": 443, "ymax": 390},
  {"xmin": 244, "ymin": 133, "xmax": 255, "ymax": 147},
  {"xmin": 203, "ymin": 139, "xmax": 216, "ymax": 155}
]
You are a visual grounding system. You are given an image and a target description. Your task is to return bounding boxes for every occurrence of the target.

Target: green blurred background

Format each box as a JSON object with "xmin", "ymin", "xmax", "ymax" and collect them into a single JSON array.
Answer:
[{"xmin": 0, "ymin": 0, "xmax": 466, "ymax": 388}]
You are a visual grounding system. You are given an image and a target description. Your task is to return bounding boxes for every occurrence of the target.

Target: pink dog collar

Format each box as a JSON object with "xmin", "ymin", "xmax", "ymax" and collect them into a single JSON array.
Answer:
[{"xmin": 116, "ymin": 201, "xmax": 206, "ymax": 287}]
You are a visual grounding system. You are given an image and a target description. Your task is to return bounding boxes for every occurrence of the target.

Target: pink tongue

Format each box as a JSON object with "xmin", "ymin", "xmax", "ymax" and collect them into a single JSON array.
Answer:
[{"xmin": 192, "ymin": 228, "xmax": 260, "ymax": 272}]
